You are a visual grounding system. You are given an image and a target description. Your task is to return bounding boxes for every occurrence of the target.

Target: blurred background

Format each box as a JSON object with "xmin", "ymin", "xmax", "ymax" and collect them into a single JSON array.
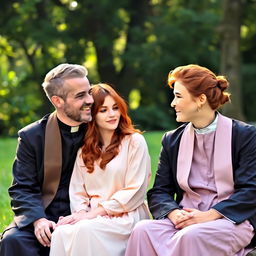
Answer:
[
  {"xmin": 1, "ymin": 0, "xmax": 256, "ymax": 233},
  {"xmin": 0, "ymin": 0, "xmax": 256, "ymax": 135}
]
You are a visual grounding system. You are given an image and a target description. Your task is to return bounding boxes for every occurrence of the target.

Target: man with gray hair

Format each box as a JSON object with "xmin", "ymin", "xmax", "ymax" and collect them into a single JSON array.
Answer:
[{"xmin": 0, "ymin": 63, "xmax": 94, "ymax": 256}]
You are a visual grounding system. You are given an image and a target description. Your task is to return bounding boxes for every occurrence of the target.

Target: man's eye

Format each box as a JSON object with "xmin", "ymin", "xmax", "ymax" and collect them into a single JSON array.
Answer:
[{"xmin": 76, "ymin": 94, "xmax": 85, "ymax": 98}]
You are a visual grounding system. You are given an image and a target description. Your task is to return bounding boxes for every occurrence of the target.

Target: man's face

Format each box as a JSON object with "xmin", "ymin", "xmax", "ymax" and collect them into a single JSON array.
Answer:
[{"xmin": 61, "ymin": 77, "xmax": 94, "ymax": 125}]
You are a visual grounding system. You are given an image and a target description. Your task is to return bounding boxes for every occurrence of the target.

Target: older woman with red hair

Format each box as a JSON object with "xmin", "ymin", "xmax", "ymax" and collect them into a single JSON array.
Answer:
[
  {"xmin": 50, "ymin": 83, "xmax": 151, "ymax": 256},
  {"xmin": 125, "ymin": 64, "xmax": 256, "ymax": 256}
]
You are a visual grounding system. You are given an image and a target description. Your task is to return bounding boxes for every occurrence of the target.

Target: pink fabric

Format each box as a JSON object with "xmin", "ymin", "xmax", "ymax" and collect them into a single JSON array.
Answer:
[
  {"xmin": 124, "ymin": 114, "xmax": 254, "ymax": 256},
  {"xmin": 125, "ymin": 218, "xmax": 254, "ymax": 256},
  {"xmin": 179, "ymin": 131, "xmax": 219, "ymax": 210},
  {"xmin": 177, "ymin": 114, "xmax": 234, "ymax": 203}
]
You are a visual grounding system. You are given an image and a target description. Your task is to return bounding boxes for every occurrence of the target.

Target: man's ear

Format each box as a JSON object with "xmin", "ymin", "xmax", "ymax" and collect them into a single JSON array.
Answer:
[{"xmin": 51, "ymin": 95, "xmax": 64, "ymax": 108}]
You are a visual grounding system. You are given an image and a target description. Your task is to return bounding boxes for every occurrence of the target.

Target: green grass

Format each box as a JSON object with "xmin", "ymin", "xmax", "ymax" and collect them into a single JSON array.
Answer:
[
  {"xmin": 0, "ymin": 137, "xmax": 17, "ymax": 233},
  {"xmin": 144, "ymin": 131, "xmax": 165, "ymax": 188},
  {"xmin": 0, "ymin": 131, "xmax": 166, "ymax": 234}
]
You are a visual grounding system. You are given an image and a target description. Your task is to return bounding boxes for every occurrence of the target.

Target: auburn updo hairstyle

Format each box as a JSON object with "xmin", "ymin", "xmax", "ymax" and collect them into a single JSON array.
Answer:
[
  {"xmin": 168, "ymin": 64, "xmax": 231, "ymax": 110},
  {"xmin": 81, "ymin": 83, "xmax": 140, "ymax": 173}
]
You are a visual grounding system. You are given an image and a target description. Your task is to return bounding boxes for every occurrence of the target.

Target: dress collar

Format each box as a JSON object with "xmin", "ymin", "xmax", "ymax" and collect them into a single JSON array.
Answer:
[{"xmin": 193, "ymin": 113, "xmax": 218, "ymax": 134}]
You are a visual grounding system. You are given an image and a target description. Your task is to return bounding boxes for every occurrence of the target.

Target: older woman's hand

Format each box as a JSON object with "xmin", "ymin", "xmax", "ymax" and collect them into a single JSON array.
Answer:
[
  {"xmin": 174, "ymin": 208, "xmax": 222, "ymax": 229},
  {"xmin": 167, "ymin": 209, "xmax": 194, "ymax": 226}
]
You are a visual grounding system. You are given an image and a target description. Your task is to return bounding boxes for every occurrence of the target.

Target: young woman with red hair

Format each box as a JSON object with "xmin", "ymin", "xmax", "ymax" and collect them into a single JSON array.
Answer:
[
  {"xmin": 125, "ymin": 64, "xmax": 256, "ymax": 256},
  {"xmin": 49, "ymin": 83, "xmax": 151, "ymax": 256}
]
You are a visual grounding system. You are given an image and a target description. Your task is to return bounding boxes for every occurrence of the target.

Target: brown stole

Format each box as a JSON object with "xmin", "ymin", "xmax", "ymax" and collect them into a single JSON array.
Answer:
[
  {"xmin": 42, "ymin": 112, "xmax": 62, "ymax": 208},
  {"xmin": 177, "ymin": 113, "xmax": 234, "ymax": 202}
]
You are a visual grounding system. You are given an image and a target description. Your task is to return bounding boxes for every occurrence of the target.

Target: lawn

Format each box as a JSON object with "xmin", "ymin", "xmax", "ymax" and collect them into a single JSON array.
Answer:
[
  {"xmin": 0, "ymin": 131, "xmax": 165, "ymax": 234},
  {"xmin": 0, "ymin": 137, "xmax": 17, "ymax": 233}
]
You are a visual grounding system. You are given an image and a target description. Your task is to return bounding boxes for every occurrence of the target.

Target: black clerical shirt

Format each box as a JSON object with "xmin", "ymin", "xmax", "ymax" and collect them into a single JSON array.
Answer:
[{"xmin": 45, "ymin": 120, "xmax": 86, "ymax": 222}]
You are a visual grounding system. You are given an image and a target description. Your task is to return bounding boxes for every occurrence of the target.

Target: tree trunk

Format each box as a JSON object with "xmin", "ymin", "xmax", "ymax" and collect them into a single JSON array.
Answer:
[{"xmin": 219, "ymin": 0, "xmax": 246, "ymax": 120}]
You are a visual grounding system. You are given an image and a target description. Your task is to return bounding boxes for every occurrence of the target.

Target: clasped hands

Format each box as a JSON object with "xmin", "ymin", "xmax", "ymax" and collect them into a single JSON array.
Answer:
[{"xmin": 168, "ymin": 208, "xmax": 221, "ymax": 229}]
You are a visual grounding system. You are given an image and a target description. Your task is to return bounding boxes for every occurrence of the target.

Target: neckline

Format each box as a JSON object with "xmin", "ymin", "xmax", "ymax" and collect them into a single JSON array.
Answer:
[{"xmin": 193, "ymin": 113, "xmax": 218, "ymax": 134}]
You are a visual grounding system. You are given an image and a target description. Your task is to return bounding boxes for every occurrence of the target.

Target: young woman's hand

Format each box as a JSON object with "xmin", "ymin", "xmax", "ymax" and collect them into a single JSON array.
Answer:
[{"xmin": 56, "ymin": 206, "xmax": 108, "ymax": 226}]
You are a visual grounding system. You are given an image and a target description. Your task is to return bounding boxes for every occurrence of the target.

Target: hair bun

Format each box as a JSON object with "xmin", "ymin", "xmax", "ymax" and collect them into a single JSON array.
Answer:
[{"xmin": 216, "ymin": 76, "xmax": 229, "ymax": 91}]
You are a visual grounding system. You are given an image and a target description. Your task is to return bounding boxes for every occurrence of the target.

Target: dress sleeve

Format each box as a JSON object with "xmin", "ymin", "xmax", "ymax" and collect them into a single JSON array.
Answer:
[
  {"xmin": 100, "ymin": 133, "xmax": 151, "ymax": 215},
  {"xmin": 147, "ymin": 132, "xmax": 180, "ymax": 219},
  {"xmin": 69, "ymin": 149, "xmax": 91, "ymax": 213}
]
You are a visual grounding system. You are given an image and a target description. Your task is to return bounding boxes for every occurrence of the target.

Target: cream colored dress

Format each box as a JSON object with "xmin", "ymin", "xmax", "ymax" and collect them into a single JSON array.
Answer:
[{"xmin": 50, "ymin": 133, "xmax": 151, "ymax": 256}]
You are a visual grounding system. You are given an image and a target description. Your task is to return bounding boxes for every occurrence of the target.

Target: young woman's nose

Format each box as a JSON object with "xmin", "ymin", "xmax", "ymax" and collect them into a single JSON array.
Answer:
[{"xmin": 108, "ymin": 109, "xmax": 115, "ymax": 116}]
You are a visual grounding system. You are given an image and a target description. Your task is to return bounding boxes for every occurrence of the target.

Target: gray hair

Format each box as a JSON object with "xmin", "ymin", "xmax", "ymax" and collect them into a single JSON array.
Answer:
[{"xmin": 42, "ymin": 63, "xmax": 88, "ymax": 100}]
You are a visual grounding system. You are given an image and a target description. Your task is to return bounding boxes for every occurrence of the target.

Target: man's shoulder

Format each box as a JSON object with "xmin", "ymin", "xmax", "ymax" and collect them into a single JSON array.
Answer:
[{"xmin": 18, "ymin": 114, "xmax": 51, "ymax": 137}]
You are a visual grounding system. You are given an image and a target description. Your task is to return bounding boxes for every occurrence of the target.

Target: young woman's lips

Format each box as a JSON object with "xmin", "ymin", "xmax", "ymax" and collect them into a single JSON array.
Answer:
[{"xmin": 107, "ymin": 119, "xmax": 117, "ymax": 124}]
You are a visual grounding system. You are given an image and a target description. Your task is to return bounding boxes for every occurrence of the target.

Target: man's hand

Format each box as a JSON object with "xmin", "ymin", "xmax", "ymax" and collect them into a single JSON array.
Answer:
[{"xmin": 33, "ymin": 218, "xmax": 56, "ymax": 247}]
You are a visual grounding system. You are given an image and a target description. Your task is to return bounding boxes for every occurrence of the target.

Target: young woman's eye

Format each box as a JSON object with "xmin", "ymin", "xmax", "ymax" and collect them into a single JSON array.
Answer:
[
  {"xmin": 113, "ymin": 106, "xmax": 119, "ymax": 111},
  {"xmin": 99, "ymin": 109, "xmax": 107, "ymax": 113}
]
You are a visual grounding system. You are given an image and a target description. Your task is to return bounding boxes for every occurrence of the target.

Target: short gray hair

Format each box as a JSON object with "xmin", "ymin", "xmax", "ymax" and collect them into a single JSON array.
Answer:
[{"xmin": 42, "ymin": 63, "xmax": 88, "ymax": 100}]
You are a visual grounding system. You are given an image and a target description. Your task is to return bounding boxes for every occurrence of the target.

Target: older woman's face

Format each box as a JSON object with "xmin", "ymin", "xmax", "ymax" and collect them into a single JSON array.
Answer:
[{"xmin": 171, "ymin": 81, "xmax": 199, "ymax": 123}]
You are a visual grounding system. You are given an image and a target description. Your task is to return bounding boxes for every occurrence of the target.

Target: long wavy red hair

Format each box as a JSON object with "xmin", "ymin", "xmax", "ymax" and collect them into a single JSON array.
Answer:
[{"xmin": 81, "ymin": 83, "xmax": 140, "ymax": 173}]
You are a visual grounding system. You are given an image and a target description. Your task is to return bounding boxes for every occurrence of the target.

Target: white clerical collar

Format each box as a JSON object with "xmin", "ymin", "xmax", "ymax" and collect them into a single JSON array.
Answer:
[
  {"xmin": 70, "ymin": 126, "xmax": 80, "ymax": 133},
  {"xmin": 194, "ymin": 114, "xmax": 218, "ymax": 134}
]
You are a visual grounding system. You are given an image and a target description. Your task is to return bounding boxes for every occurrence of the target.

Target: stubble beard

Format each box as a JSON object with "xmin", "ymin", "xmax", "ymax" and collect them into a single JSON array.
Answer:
[{"xmin": 64, "ymin": 105, "xmax": 92, "ymax": 124}]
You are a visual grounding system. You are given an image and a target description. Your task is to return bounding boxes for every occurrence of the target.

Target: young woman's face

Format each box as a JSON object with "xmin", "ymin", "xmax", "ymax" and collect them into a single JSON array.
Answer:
[
  {"xmin": 95, "ymin": 95, "xmax": 121, "ymax": 132},
  {"xmin": 171, "ymin": 80, "xmax": 199, "ymax": 123}
]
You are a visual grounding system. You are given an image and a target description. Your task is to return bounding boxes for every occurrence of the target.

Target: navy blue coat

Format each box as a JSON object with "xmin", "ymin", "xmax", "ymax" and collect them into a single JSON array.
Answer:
[{"xmin": 8, "ymin": 114, "xmax": 86, "ymax": 228}]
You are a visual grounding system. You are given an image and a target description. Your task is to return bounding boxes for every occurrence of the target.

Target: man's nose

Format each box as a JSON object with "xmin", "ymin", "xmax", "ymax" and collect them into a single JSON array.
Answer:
[{"xmin": 86, "ymin": 94, "xmax": 94, "ymax": 104}]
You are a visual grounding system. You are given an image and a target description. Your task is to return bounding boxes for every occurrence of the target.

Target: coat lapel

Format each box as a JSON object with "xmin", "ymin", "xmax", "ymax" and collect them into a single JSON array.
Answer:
[
  {"xmin": 177, "ymin": 123, "xmax": 200, "ymax": 200},
  {"xmin": 214, "ymin": 114, "xmax": 234, "ymax": 201}
]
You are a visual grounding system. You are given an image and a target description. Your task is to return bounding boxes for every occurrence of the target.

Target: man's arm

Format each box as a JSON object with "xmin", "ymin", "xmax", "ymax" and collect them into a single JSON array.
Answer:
[{"xmin": 9, "ymin": 130, "xmax": 47, "ymax": 228}]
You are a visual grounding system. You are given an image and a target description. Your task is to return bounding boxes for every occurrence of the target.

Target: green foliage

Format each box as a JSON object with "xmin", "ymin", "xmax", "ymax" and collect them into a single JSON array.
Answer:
[
  {"xmin": 130, "ymin": 105, "xmax": 176, "ymax": 131},
  {"xmin": 0, "ymin": 131, "xmax": 165, "ymax": 233},
  {"xmin": 242, "ymin": 64, "xmax": 256, "ymax": 122},
  {"xmin": 0, "ymin": 60, "xmax": 42, "ymax": 135},
  {"xmin": 0, "ymin": 0, "xmax": 255, "ymax": 135}
]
